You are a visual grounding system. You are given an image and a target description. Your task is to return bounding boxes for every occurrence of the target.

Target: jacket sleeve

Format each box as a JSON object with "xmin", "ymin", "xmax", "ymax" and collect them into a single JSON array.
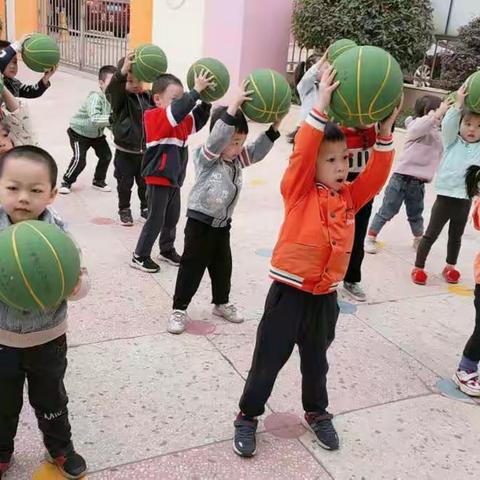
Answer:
[
  {"xmin": 280, "ymin": 108, "xmax": 326, "ymax": 207},
  {"xmin": 191, "ymin": 101, "xmax": 211, "ymax": 132},
  {"xmin": 406, "ymin": 114, "xmax": 440, "ymax": 141},
  {"xmin": 473, "ymin": 199, "xmax": 480, "ymax": 231},
  {"xmin": 168, "ymin": 90, "xmax": 200, "ymax": 127},
  {"xmin": 441, "ymin": 106, "xmax": 461, "ymax": 148},
  {"xmin": 348, "ymin": 135, "xmax": 395, "ymax": 212},
  {"xmin": 197, "ymin": 112, "xmax": 236, "ymax": 164},
  {"xmin": 87, "ymin": 92, "xmax": 111, "ymax": 128},
  {"xmin": 18, "ymin": 80, "xmax": 49, "ymax": 99},
  {"xmin": 296, "ymin": 63, "xmax": 319, "ymax": 102},
  {"xmin": 240, "ymin": 126, "xmax": 280, "ymax": 169},
  {"xmin": 0, "ymin": 46, "xmax": 18, "ymax": 73},
  {"xmin": 105, "ymin": 70, "xmax": 127, "ymax": 113}
]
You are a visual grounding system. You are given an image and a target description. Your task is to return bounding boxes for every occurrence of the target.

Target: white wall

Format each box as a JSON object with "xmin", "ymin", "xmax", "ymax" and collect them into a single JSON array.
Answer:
[
  {"xmin": 152, "ymin": 0, "xmax": 206, "ymax": 83},
  {"xmin": 432, "ymin": 0, "xmax": 480, "ymax": 36}
]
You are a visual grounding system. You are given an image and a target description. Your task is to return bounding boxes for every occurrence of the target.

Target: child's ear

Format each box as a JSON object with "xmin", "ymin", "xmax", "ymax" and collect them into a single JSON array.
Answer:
[{"xmin": 49, "ymin": 187, "xmax": 58, "ymax": 203}]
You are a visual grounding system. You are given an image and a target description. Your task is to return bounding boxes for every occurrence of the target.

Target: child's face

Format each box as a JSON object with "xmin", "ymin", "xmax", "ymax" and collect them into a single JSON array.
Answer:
[
  {"xmin": 315, "ymin": 139, "xmax": 349, "ymax": 191},
  {"xmin": 153, "ymin": 84, "xmax": 184, "ymax": 108},
  {"xmin": 125, "ymin": 73, "xmax": 144, "ymax": 94},
  {"xmin": 221, "ymin": 132, "xmax": 247, "ymax": 161},
  {"xmin": 460, "ymin": 113, "xmax": 480, "ymax": 143},
  {"xmin": 99, "ymin": 73, "xmax": 114, "ymax": 92},
  {"xmin": 4, "ymin": 55, "xmax": 18, "ymax": 79},
  {"xmin": 0, "ymin": 157, "xmax": 57, "ymax": 224}
]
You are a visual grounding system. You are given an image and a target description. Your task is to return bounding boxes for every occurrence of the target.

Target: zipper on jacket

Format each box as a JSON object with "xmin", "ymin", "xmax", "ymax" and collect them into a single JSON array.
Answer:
[
  {"xmin": 136, "ymin": 93, "xmax": 145, "ymax": 153},
  {"xmin": 222, "ymin": 162, "xmax": 240, "ymax": 224}
]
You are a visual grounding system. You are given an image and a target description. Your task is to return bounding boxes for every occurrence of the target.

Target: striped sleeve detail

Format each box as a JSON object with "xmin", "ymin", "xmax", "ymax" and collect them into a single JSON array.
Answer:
[
  {"xmin": 189, "ymin": 113, "xmax": 196, "ymax": 133},
  {"xmin": 166, "ymin": 105, "xmax": 178, "ymax": 127},
  {"xmin": 269, "ymin": 266, "xmax": 304, "ymax": 288},
  {"xmin": 306, "ymin": 108, "xmax": 328, "ymax": 130},
  {"xmin": 375, "ymin": 135, "xmax": 394, "ymax": 151},
  {"xmin": 201, "ymin": 144, "xmax": 219, "ymax": 161},
  {"xmin": 239, "ymin": 147, "xmax": 251, "ymax": 168}
]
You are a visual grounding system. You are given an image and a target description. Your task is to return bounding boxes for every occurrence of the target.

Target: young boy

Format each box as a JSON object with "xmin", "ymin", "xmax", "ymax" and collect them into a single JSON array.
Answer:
[
  {"xmin": 167, "ymin": 83, "xmax": 282, "ymax": 334},
  {"xmin": 232, "ymin": 67, "xmax": 398, "ymax": 457},
  {"xmin": 106, "ymin": 52, "xmax": 154, "ymax": 226},
  {"xmin": 130, "ymin": 72, "xmax": 212, "ymax": 271},
  {"xmin": 59, "ymin": 65, "xmax": 117, "ymax": 194},
  {"xmin": 0, "ymin": 37, "xmax": 56, "ymax": 98},
  {"xmin": 0, "ymin": 146, "xmax": 88, "ymax": 479}
]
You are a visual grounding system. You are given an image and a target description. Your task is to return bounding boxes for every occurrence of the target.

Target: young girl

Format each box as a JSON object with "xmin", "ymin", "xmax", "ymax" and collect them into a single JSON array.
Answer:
[
  {"xmin": 365, "ymin": 95, "xmax": 451, "ymax": 254},
  {"xmin": 452, "ymin": 165, "xmax": 480, "ymax": 397},
  {"xmin": 412, "ymin": 84, "xmax": 480, "ymax": 285}
]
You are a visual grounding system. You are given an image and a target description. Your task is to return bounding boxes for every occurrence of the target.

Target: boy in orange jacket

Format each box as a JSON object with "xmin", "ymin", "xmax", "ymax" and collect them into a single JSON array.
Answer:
[{"xmin": 233, "ymin": 66, "xmax": 399, "ymax": 456}]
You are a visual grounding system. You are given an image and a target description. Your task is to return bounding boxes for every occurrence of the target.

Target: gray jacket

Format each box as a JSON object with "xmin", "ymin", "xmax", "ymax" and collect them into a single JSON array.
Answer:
[{"xmin": 187, "ymin": 113, "xmax": 280, "ymax": 227}]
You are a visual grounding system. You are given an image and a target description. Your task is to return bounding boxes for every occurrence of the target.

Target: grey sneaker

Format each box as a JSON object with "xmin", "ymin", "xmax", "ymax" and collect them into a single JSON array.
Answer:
[
  {"xmin": 343, "ymin": 282, "xmax": 367, "ymax": 302},
  {"xmin": 168, "ymin": 309, "xmax": 188, "ymax": 334},
  {"xmin": 119, "ymin": 208, "xmax": 134, "ymax": 226},
  {"xmin": 213, "ymin": 303, "xmax": 244, "ymax": 323},
  {"xmin": 364, "ymin": 236, "xmax": 379, "ymax": 254}
]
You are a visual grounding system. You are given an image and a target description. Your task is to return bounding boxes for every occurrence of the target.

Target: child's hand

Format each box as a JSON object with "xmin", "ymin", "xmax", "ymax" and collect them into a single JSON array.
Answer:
[
  {"xmin": 11, "ymin": 33, "xmax": 33, "ymax": 52},
  {"xmin": 227, "ymin": 80, "xmax": 253, "ymax": 115},
  {"xmin": 456, "ymin": 83, "xmax": 467, "ymax": 109},
  {"xmin": 315, "ymin": 50, "xmax": 330, "ymax": 81},
  {"xmin": 435, "ymin": 98, "xmax": 454, "ymax": 120},
  {"xmin": 379, "ymin": 94, "xmax": 404, "ymax": 137},
  {"xmin": 193, "ymin": 69, "xmax": 215, "ymax": 94},
  {"xmin": 121, "ymin": 51, "xmax": 135, "ymax": 76},
  {"xmin": 42, "ymin": 65, "xmax": 57, "ymax": 86},
  {"xmin": 69, "ymin": 267, "xmax": 90, "ymax": 301},
  {"xmin": 316, "ymin": 65, "xmax": 339, "ymax": 114}
]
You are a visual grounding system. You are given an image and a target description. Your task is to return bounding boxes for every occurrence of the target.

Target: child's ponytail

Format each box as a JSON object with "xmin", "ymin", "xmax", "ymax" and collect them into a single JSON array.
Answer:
[{"xmin": 465, "ymin": 165, "xmax": 480, "ymax": 199}]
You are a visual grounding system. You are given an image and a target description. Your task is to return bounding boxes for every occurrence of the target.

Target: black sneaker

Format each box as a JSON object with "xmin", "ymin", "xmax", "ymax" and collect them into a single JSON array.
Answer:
[
  {"xmin": 46, "ymin": 451, "xmax": 87, "ymax": 479},
  {"xmin": 119, "ymin": 208, "xmax": 134, "ymax": 226},
  {"xmin": 140, "ymin": 208, "xmax": 149, "ymax": 222},
  {"xmin": 92, "ymin": 180, "xmax": 112, "ymax": 192},
  {"xmin": 159, "ymin": 249, "xmax": 181, "ymax": 266},
  {"xmin": 130, "ymin": 254, "xmax": 160, "ymax": 273},
  {"xmin": 233, "ymin": 414, "xmax": 258, "ymax": 457},
  {"xmin": 305, "ymin": 412, "xmax": 339, "ymax": 450}
]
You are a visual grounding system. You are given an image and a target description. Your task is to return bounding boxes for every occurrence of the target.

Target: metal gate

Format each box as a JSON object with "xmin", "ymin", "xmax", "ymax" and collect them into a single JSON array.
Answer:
[{"xmin": 37, "ymin": 0, "xmax": 130, "ymax": 73}]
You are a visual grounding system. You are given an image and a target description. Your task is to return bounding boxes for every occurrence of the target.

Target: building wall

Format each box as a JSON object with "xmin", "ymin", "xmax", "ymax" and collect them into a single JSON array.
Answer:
[
  {"xmin": 14, "ymin": 0, "xmax": 36, "ymax": 39},
  {"xmin": 432, "ymin": 0, "xmax": 480, "ymax": 36},
  {"xmin": 129, "ymin": 0, "xmax": 154, "ymax": 48}
]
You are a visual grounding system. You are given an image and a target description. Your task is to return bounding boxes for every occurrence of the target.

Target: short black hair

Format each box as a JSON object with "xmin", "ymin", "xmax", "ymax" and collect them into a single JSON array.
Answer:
[
  {"xmin": 210, "ymin": 106, "xmax": 249, "ymax": 134},
  {"xmin": 152, "ymin": 74, "xmax": 183, "ymax": 95},
  {"xmin": 324, "ymin": 122, "xmax": 346, "ymax": 142},
  {"xmin": 414, "ymin": 95, "xmax": 442, "ymax": 118},
  {"xmin": 465, "ymin": 164, "xmax": 480, "ymax": 199},
  {"xmin": 99, "ymin": 65, "xmax": 116, "ymax": 81},
  {"xmin": 0, "ymin": 145, "xmax": 58, "ymax": 188}
]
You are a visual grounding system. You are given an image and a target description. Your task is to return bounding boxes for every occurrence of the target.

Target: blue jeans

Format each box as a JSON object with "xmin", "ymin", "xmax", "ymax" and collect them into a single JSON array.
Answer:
[{"xmin": 369, "ymin": 173, "xmax": 425, "ymax": 237}]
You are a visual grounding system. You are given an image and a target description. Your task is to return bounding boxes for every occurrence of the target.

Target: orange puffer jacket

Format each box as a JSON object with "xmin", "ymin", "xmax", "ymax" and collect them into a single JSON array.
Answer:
[{"xmin": 269, "ymin": 109, "xmax": 394, "ymax": 295}]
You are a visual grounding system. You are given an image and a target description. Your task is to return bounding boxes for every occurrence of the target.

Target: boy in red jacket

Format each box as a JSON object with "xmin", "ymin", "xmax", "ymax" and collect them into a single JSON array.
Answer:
[{"xmin": 232, "ymin": 66, "xmax": 399, "ymax": 456}]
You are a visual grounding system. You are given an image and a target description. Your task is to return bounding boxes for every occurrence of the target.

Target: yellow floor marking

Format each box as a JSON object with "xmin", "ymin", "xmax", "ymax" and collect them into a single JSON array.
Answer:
[
  {"xmin": 32, "ymin": 462, "xmax": 88, "ymax": 479},
  {"xmin": 250, "ymin": 178, "xmax": 267, "ymax": 186},
  {"xmin": 448, "ymin": 284, "xmax": 474, "ymax": 297}
]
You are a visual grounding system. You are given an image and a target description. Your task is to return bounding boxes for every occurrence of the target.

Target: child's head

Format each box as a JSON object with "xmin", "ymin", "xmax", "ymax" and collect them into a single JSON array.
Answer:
[
  {"xmin": 315, "ymin": 122, "xmax": 348, "ymax": 191},
  {"xmin": 0, "ymin": 40, "xmax": 18, "ymax": 79},
  {"xmin": 117, "ymin": 56, "xmax": 144, "ymax": 94},
  {"xmin": 210, "ymin": 106, "xmax": 249, "ymax": 161},
  {"xmin": 460, "ymin": 109, "xmax": 480, "ymax": 144},
  {"xmin": 151, "ymin": 74, "xmax": 184, "ymax": 108},
  {"xmin": 0, "ymin": 146, "xmax": 58, "ymax": 224},
  {"xmin": 465, "ymin": 164, "xmax": 480, "ymax": 199},
  {"xmin": 98, "ymin": 65, "xmax": 116, "ymax": 92},
  {"xmin": 413, "ymin": 95, "xmax": 442, "ymax": 118}
]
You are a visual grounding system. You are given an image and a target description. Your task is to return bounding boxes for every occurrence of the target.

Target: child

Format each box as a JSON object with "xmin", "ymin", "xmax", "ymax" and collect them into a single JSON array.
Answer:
[
  {"xmin": 167, "ymin": 83, "xmax": 282, "ymax": 334},
  {"xmin": 232, "ymin": 67, "xmax": 397, "ymax": 457},
  {"xmin": 0, "ymin": 146, "xmax": 88, "ymax": 479},
  {"xmin": 130, "ymin": 72, "xmax": 212, "ymax": 272},
  {"xmin": 0, "ymin": 37, "xmax": 56, "ymax": 98},
  {"xmin": 412, "ymin": 84, "xmax": 480, "ymax": 285},
  {"xmin": 452, "ymin": 166, "xmax": 480, "ymax": 397},
  {"xmin": 59, "ymin": 65, "xmax": 117, "ymax": 194},
  {"xmin": 365, "ymin": 95, "xmax": 451, "ymax": 253},
  {"xmin": 106, "ymin": 52, "xmax": 154, "ymax": 226}
]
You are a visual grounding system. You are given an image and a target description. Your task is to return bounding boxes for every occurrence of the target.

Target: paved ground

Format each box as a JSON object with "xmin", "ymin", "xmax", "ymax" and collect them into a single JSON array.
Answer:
[{"xmin": 4, "ymin": 65, "xmax": 480, "ymax": 480}]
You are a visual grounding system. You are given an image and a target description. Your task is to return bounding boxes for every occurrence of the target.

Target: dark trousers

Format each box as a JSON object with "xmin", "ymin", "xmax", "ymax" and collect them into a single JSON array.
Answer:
[
  {"xmin": 63, "ymin": 128, "xmax": 112, "ymax": 185},
  {"xmin": 173, "ymin": 218, "xmax": 232, "ymax": 310},
  {"xmin": 0, "ymin": 335, "xmax": 73, "ymax": 462},
  {"xmin": 113, "ymin": 149, "xmax": 147, "ymax": 212},
  {"xmin": 239, "ymin": 282, "xmax": 339, "ymax": 417},
  {"xmin": 464, "ymin": 284, "xmax": 480, "ymax": 362},
  {"xmin": 135, "ymin": 185, "xmax": 180, "ymax": 258},
  {"xmin": 415, "ymin": 195, "xmax": 472, "ymax": 269}
]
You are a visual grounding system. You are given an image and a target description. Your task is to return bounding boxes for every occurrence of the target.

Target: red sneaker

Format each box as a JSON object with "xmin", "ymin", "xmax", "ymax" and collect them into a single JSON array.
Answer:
[
  {"xmin": 411, "ymin": 267, "xmax": 427, "ymax": 285},
  {"xmin": 442, "ymin": 267, "xmax": 460, "ymax": 284},
  {"xmin": 0, "ymin": 460, "xmax": 11, "ymax": 477}
]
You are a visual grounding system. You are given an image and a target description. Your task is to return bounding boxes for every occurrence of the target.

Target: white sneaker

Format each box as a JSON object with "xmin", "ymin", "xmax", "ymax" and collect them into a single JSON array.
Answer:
[
  {"xmin": 168, "ymin": 309, "xmax": 188, "ymax": 334},
  {"xmin": 213, "ymin": 303, "xmax": 244, "ymax": 323},
  {"xmin": 59, "ymin": 184, "xmax": 71, "ymax": 195},
  {"xmin": 364, "ymin": 236, "xmax": 379, "ymax": 254},
  {"xmin": 452, "ymin": 370, "xmax": 480, "ymax": 397},
  {"xmin": 412, "ymin": 236, "xmax": 422, "ymax": 251}
]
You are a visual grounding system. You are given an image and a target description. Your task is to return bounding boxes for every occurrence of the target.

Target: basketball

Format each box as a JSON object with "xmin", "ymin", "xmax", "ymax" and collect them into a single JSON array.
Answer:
[
  {"xmin": 241, "ymin": 69, "xmax": 291, "ymax": 123},
  {"xmin": 22, "ymin": 34, "xmax": 60, "ymax": 73},
  {"xmin": 131, "ymin": 44, "xmax": 168, "ymax": 83},
  {"xmin": 465, "ymin": 71, "xmax": 480, "ymax": 112},
  {"xmin": 327, "ymin": 39, "xmax": 357, "ymax": 62},
  {"xmin": 186, "ymin": 57, "xmax": 230, "ymax": 102},
  {"xmin": 329, "ymin": 45, "xmax": 403, "ymax": 127},
  {"xmin": 0, "ymin": 221, "xmax": 81, "ymax": 312}
]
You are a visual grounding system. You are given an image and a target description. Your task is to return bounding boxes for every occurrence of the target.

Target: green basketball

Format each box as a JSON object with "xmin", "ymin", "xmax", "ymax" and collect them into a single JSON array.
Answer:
[
  {"xmin": 22, "ymin": 34, "xmax": 60, "ymax": 73},
  {"xmin": 0, "ymin": 221, "xmax": 81, "ymax": 312},
  {"xmin": 465, "ymin": 71, "xmax": 480, "ymax": 112},
  {"xmin": 186, "ymin": 57, "xmax": 230, "ymax": 102},
  {"xmin": 329, "ymin": 45, "xmax": 403, "ymax": 127},
  {"xmin": 131, "ymin": 44, "xmax": 168, "ymax": 83},
  {"xmin": 241, "ymin": 69, "xmax": 291, "ymax": 123},
  {"xmin": 327, "ymin": 39, "xmax": 357, "ymax": 62}
]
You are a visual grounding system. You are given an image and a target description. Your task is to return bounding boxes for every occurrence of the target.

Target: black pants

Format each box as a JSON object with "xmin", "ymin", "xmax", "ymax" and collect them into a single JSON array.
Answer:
[
  {"xmin": 464, "ymin": 284, "xmax": 480, "ymax": 362},
  {"xmin": 415, "ymin": 195, "xmax": 472, "ymax": 269},
  {"xmin": 113, "ymin": 149, "xmax": 147, "ymax": 211},
  {"xmin": 0, "ymin": 335, "xmax": 73, "ymax": 462},
  {"xmin": 239, "ymin": 282, "xmax": 339, "ymax": 417},
  {"xmin": 135, "ymin": 185, "xmax": 180, "ymax": 258},
  {"xmin": 173, "ymin": 218, "xmax": 232, "ymax": 310},
  {"xmin": 63, "ymin": 128, "xmax": 112, "ymax": 185}
]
